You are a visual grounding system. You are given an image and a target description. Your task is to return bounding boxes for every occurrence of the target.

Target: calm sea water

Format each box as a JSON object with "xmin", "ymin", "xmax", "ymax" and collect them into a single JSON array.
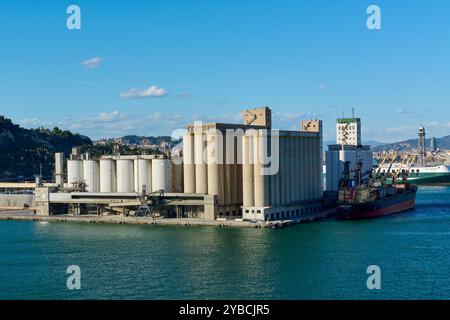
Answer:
[{"xmin": 1, "ymin": 186, "xmax": 450, "ymax": 300}]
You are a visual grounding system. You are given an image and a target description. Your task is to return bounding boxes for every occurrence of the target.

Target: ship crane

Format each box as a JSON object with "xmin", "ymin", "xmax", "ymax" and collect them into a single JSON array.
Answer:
[
  {"xmin": 385, "ymin": 152, "xmax": 398, "ymax": 178},
  {"xmin": 392, "ymin": 153, "xmax": 410, "ymax": 182},
  {"xmin": 406, "ymin": 154, "xmax": 418, "ymax": 172},
  {"xmin": 375, "ymin": 152, "xmax": 390, "ymax": 178}
]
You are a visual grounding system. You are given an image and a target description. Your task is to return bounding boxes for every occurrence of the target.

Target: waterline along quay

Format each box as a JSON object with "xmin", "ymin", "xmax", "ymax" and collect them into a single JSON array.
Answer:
[
  {"xmin": 0, "ymin": 107, "xmax": 331, "ymax": 228},
  {"xmin": 1, "ymin": 107, "xmax": 448, "ymax": 229}
]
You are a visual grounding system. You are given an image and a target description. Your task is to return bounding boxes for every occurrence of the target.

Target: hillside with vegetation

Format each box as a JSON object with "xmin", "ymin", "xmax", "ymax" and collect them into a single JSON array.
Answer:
[
  {"xmin": 0, "ymin": 115, "xmax": 92, "ymax": 180},
  {"xmin": 119, "ymin": 135, "xmax": 177, "ymax": 146}
]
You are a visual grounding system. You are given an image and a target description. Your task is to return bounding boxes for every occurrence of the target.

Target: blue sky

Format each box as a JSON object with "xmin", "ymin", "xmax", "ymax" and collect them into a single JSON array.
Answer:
[{"xmin": 0, "ymin": 0, "xmax": 449, "ymax": 142}]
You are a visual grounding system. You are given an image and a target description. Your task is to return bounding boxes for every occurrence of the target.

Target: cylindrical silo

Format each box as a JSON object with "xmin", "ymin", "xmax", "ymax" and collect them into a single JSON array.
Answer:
[
  {"xmin": 171, "ymin": 158, "xmax": 184, "ymax": 193},
  {"xmin": 116, "ymin": 159, "xmax": 134, "ymax": 193},
  {"xmin": 55, "ymin": 152, "xmax": 65, "ymax": 187},
  {"xmin": 254, "ymin": 132, "xmax": 266, "ymax": 208},
  {"xmin": 242, "ymin": 134, "xmax": 255, "ymax": 208},
  {"xmin": 207, "ymin": 131, "xmax": 221, "ymax": 198},
  {"xmin": 183, "ymin": 132, "xmax": 196, "ymax": 193},
  {"xmin": 152, "ymin": 159, "xmax": 171, "ymax": 192},
  {"xmin": 83, "ymin": 160, "xmax": 100, "ymax": 193},
  {"xmin": 67, "ymin": 159, "xmax": 83, "ymax": 188},
  {"xmin": 194, "ymin": 130, "xmax": 208, "ymax": 194},
  {"xmin": 100, "ymin": 159, "xmax": 117, "ymax": 193},
  {"xmin": 134, "ymin": 159, "xmax": 152, "ymax": 194}
]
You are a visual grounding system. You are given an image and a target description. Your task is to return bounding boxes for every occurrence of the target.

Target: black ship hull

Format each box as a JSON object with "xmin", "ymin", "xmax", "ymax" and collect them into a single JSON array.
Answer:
[{"xmin": 339, "ymin": 185, "xmax": 418, "ymax": 220}]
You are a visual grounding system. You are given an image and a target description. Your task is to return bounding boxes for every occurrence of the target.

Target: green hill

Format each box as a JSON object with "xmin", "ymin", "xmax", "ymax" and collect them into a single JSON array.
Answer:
[
  {"xmin": 118, "ymin": 135, "xmax": 178, "ymax": 146},
  {"xmin": 0, "ymin": 115, "xmax": 92, "ymax": 180}
]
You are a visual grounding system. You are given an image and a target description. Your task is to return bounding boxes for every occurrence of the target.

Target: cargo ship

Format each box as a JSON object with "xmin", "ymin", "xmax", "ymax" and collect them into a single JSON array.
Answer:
[
  {"xmin": 338, "ymin": 161, "xmax": 417, "ymax": 220},
  {"xmin": 373, "ymin": 126, "xmax": 450, "ymax": 185}
]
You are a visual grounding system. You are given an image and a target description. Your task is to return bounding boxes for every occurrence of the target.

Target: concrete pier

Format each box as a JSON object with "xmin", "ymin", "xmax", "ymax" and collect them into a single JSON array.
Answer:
[{"xmin": 0, "ymin": 207, "xmax": 339, "ymax": 229}]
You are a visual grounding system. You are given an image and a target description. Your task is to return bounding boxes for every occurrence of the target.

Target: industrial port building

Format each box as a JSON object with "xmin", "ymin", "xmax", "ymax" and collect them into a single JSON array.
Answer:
[
  {"xmin": 9, "ymin": 107, "xmax": 325, "ymax": 222},
  {"xmin": 181, "ymin": 111, "xmax": 323, "ymax": 221},
  {"xmin": 325, "ymin": 117, "xmax": 373, "ymax": 192}
]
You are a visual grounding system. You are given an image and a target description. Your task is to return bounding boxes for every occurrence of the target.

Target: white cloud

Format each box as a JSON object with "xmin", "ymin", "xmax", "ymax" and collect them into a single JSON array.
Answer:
[
  {"xmin": 120, "ymin": 85, "xmax": 168, "ymax": 99},
  {"xmin": 81, "ymin": 57, "xmax": 104, "ymax": 69},
  {"xmin": 98, "ymin": 111, "xmax": 124, "ymax": 122},
  {"xmin": 319, "ymin": 83, "xmax": 328, "ymax": 89}
]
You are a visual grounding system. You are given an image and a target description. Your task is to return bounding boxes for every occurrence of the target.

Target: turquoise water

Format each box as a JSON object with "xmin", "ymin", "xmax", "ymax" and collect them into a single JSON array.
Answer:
[{"xmin": 1, "ymin": 186, "xmax": 450, "ymax": 300}]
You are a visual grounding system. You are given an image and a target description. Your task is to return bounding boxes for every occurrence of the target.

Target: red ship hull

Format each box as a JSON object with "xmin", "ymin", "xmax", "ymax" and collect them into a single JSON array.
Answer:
[{"xmin": 339, "ymin": 186, "xmax": 417, "ymax": 220}]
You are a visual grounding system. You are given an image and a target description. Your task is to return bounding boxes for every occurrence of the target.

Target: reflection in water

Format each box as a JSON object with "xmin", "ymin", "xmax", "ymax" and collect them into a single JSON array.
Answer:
[{"xmin": 0, "ymin": 187, "xmax": 449, "ymax": 299}]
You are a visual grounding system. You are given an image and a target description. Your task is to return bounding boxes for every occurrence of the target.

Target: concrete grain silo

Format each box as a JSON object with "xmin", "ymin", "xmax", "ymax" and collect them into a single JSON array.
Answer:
[
  {"xmin": 134, "ymin": 159, "xmax": 152, "ymax": 194},
  {"xmin": 182, "ymin": 132, "xmax": 196, "ymax": 193},
  {"xmin": 55, "ymin": 152, "xmax": 65, "ymax": 187},
  {"xmin": 171, "ymin": 157, "xmax": 184, "ymax": 193},
  {"xmin": 67, "ymin": 159, "xmax": 84, "ymax": 188},
  {"xmin": 116, "ymin": 159, "xmax": 134, "ymax": 193},
  {"xmin": 99, "ymin": 159, "xmax": 117, "ymax": 193},
  {"xmin": 152, "ymin": 159, "xmax": 171, "ymax": 192},
  {"xmin": 83, "ymin": 160, "xmax": 100, "ymax": 193}
]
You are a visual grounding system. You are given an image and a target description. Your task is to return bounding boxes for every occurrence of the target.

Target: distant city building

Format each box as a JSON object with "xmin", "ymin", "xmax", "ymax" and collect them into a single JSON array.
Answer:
[
  {"xmin": 336, "ymin": 117, "xmax": 361, "ymax": 146},
  {"xmin": 430, "ymin": 137, "xmax": 437, "ymax": 152}
]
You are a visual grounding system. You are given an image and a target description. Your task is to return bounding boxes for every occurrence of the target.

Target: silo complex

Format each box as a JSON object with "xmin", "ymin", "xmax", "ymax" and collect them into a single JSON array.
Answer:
[
  {"xmin": 242, "ymin": 129, "xmax": 323, "ymax": 220},
  {"xmin": 67, "ymin": 156, "xmax": 179, "ymax": 193},
  {"xmin": 183, "ymin": 110, "xmax": 324, "ymax": 221},
  {"xmin": 59, "ymin": 107, "xmax": 325, "ymax": 222},
  {"xmin": 183, "ymin": 122, "xmax": 264, "ymax": 219}
]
